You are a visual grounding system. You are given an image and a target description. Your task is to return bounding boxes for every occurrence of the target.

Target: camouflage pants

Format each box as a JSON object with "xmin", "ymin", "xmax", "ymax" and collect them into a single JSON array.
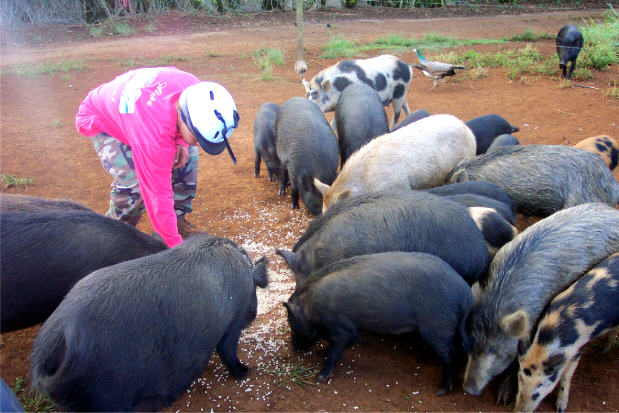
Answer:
[{"xmin": 92, "ymin": 133, "xmax": 198, "ymax": 226}]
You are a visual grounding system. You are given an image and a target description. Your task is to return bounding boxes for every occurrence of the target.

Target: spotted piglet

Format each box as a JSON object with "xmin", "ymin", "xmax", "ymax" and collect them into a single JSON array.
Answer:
[
  {"xmin": 514, "ymin": 253, "xmax": 619, "ymax": 413},
  {"xmin": 302, "ymin": 54, "xmax": 412, "ymax": 130},
  {"xmin": 574, "ymin": 135, "xmax": 618, "ymax": 171}
]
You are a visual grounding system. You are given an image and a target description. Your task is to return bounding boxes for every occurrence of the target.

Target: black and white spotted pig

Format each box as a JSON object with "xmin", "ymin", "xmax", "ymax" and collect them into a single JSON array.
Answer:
[
  {"xmin": 302, "ymin": 54, "xmax": 412, "ymax": 130},
  {"xmin": 253, "ymin": 102, "xmax": 281, "ymax": 181},
  {"xmin": 514, "ymin": 253, "xmax": 619, "ymax": 413},
  {"xmin": 574, "ymin": 135, "xmax": 618, "ymax": 171}
]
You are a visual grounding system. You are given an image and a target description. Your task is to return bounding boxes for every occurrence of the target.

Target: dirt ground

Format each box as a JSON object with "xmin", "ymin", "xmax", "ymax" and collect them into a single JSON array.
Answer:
[{"xmin": 1, "ymin": 3, "xmax": 618, "ymax": 412}]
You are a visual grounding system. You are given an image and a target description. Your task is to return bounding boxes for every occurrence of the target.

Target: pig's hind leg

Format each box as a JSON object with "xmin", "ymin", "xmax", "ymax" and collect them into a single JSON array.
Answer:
[{"xmin": 217, "ymin": 322, "xmax": 249, "ymax": 379}]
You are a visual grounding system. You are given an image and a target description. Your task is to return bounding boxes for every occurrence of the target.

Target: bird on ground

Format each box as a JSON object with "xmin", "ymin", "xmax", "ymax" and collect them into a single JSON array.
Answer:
[{"xmin": 412, "ymin": 47, "xmax": 466, "ymax": 90}]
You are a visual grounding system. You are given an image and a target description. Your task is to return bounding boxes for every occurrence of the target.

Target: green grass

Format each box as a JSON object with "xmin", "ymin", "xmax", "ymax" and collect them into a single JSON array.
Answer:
[
  {"xmin": 603, "ymin": 85, "xmax": 619, "ymax": 99},
  {"xmin": 11, "ymin": 377, "xmax": 56, "ymax": 412},
  {"xmin": 505, "ymin": 29, "xmax": 554, "ymax": 42},
  {"xmin": 578, "ymin": 7, "xmax": 619, "ymax": 71},
  {"xmin": 1, "ymin": 174, "xmax": 34, "ymax": 188},
  {"xmin": 252, "ymin": 47, "xmax": 284, "ymax": 80},
  {"xmin": 13, "ymin": 59, "xmax": 89, "ymax": 77},
  {"xmin": 117, "ymin": 55, "xmax": 190, "ymax": 68},
  {"xmin": 263, "ymin": 360, "xmax": 319, "ymax": 388},
  {"xmin": 89, "ymin": 20, "xmax": 136, "ymax": 37},
  {"xmin": 321, "ymin": 36, "xmax": 358, "ymax": 59},
  {"xmin": 47, "ymin": 119, "xmax": 65, "ymax": 128}
]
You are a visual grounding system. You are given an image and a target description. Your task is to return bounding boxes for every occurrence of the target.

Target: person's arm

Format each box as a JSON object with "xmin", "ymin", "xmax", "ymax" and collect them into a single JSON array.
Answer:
[{"xmin": 130, "ymin": 140, "xmax": 183, "ymax": 247}]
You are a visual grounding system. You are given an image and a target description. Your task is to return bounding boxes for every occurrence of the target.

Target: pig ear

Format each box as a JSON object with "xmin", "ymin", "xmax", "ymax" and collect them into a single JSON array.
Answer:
[
  {"xmin": 320, "ymin": 79, "xmax": 331, "ymax": 91},
  {"xmin": 276, "ymin": 249, "xmax": 305, "ymax": 286},
  {"xmin": 517, "ymin": 337, "xmax": 531, "ymax": 357},
  {"xmin": 313, "ymin": 178, "xmax": 330, "ymax": 197},
  {"xmin": 302, "ymin": 79, "xmax": 310, "ymax": 93},
  {"xmin": 252, "ymin": 256, "xmax": 269, "ymax": 289},
  {"xmin": 501, "ymin": 310, "xmax": 530, "ymax": 339},
  {"xmin": 336, "ymin": 189, "xmax": 352, "ymax": 203},
  {"xmin": 471, "ymin": 282, "xmax": 483, "ymax": 306},
  {"xmin": 450, "ymin": 169, "xmax": 468, "ymax": 184}
]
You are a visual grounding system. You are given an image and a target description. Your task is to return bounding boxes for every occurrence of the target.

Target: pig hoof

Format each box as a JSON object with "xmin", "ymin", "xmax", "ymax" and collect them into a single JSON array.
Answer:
[
  {"xmin": 230, "ymin": 364, "xmax": 249, "ymax": 379},
  {"xmin": 278, "ymin": 189, "xmax": 285, "ymax": 196}
]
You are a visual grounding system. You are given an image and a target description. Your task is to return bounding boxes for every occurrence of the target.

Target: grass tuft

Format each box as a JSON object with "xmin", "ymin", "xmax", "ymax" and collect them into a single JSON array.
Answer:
[
  {"xmin": 1, "ymin": 174, "xmax": 34, "ymax": 188},
  {"xmin": 10, "ymin": 377, "xmax": 56, "ymax": 412},
  {"xmin": 264, "ymin": 360, "xmax": 319, "ymax": 388},
  {"xmin": 252, "ymin": 47, "xmax": 284, "ymax": 80},
  {"xmin": 13, "ymin": 59, "xmax": 89, "ymax": 77}
]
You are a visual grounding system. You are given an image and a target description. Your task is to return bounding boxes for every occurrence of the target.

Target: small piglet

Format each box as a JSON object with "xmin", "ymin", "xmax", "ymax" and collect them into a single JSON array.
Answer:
[
  {"xmin": 574, "ymin": 135, "xmax": 618, "ymax": 171},
  {"xmin": 514, "ymin": 253, "xmax": 618, "ymax": 413},
  {"xmin": 30, "ymin": 234, "xmax": 268, "ymax": 412},
  {"xmin": 556, "ymin": 24, "xmax": 584, "ymax": 80},
  {"xmin": 254, "ymin": 102, "xmax": 281, "ymax": 181},
  {"xmin": 285, "ymin": 251, "xmax": 472, "ymax": 395}
]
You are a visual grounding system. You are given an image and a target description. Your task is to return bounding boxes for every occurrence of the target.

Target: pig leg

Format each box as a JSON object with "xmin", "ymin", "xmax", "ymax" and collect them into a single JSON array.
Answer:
[
  {"xmin": 317, "ymin": 320, "xmax": 359, "ymax": 381},
  {"xmin": 495, "ymin": 361, "xmax": 518, "ymax": 406},
  {"xmin": 567, "ymin": 59, "xmax": 576, "ymax": 80},
  {"xmin": 601, "ymin": 326, "xmax": 618, "ymax": 353},
  {"xmin": 555, "ymin": 354, "xmax": 581, "ymax": 413},
  {"xmin": 330, "ymin": 117, "xmax": 337, "ymax": 131},
  {"xmin": 217, "ymin": 323, "xmax": 249, "ymax": 379},
  {"xmin": 278, "ymin": 167, "xmax": 289, "ymax": 196},
  {"xmin": 267, "ymin": 167, "xmax": 277, "ymax": 182},
  {"xmin": 254, "ymin": 151, "xmax": 261, "ymax": 178},
  {"xmin": 419, "ymin": 330, "xmax": 458, "ymax": 395},
  {"xmin": 290, "ymin": 179, "xmax": 300, "ymax": 210}
]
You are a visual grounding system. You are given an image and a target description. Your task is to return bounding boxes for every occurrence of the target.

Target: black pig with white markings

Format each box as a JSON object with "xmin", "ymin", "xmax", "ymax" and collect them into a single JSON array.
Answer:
[
  {"xmin": 302, "ymin": 54, "xmax": 412, "ymax": 130},
  {"xmin": 514, "ymin": 253, "xmax": 618, "ymax": 413},
  {"xmin": 30, "ymin": 234, "xmax": 268, "ymax": 412},
  {"xmin": 461, "ymin": 203, "xmax": 619, "ymax": 397},
  {"xmin": 275, "ymin": 97, "xmax": 339, "ymax": 215},
  {"xmin": 277, "ymin": 190, "xmax": 491, "ymax": 286},
  {"xmin": 444, "ymin": 193, "xmax": 516, "ymax": 225},
  {"xmin": 1, "ymin": 210, "xmax": 166, "ymax": 332},
  {"xmin": 285, "ymin": 251, "xmax": 472, "ymax": 394},
  {"xmin": 465, "ymin": 114, "xmax": 520, "ymax": 155},
  {"xmin": 467, "ymin": 206, "xmax": 518, "ymax": 258},
  {"xmin": 335, "ymin": 83, "xmax": 389, "ymax": 166},
  {"xmin": 556, "ymin": 24, "xmax": 584, "ymax": 80},
  {"xmin": 448, "ymin": 145, "xmax": 619, "ymax": 216},
  {"xmin": 254, "ymin": 102, "xmax": 281, "ymax": 181}
]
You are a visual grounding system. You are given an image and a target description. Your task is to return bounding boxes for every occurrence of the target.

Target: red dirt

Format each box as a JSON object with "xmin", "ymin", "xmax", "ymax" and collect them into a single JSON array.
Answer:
[{"xmin": 1, "ymin": 5, "xmax": 617, "ymax": 412}]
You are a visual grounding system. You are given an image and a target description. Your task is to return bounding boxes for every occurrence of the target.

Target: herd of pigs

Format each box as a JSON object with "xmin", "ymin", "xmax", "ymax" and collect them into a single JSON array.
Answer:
[{"xmin": 1, "ymin": 47, "xmax": 618, "ymax": 413}]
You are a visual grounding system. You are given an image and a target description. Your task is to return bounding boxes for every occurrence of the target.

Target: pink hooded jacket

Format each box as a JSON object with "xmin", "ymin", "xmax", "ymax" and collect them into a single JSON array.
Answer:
[{"xmin": 75, "ymin": 67, "xmax": 200, "ymax": 247}]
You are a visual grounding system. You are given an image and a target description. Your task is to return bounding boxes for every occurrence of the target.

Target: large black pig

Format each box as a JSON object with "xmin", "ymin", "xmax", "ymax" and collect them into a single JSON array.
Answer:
[
  {"xmin": 285, "ymin": 251, "xmax": 472, "ymax": 395},
  {"xmin": 1, "ymin": 210, "xmax": 166, "ymax": 332},
  {"xmin": 277, "ymin": 190, "xmax": 491, "ymax": 286},
  {"xmin": 30, "ymin": 234, "xmax": 268, "ymax": 412},
  {"xmin": 253, "ymin": 102, "xmax": 281, "ymax": 181}
]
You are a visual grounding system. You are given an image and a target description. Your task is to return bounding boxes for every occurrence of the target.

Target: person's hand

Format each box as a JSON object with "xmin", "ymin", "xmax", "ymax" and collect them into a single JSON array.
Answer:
[{"xmin": 173, "ymin": 145, "xmax": 189, "ymax": 170}]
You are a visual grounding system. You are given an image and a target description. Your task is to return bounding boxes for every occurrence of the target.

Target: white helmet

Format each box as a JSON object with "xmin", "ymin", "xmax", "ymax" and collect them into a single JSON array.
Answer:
[{"xmin": 179, "ymin": 81, "xmax": 239, "ymax": 164}]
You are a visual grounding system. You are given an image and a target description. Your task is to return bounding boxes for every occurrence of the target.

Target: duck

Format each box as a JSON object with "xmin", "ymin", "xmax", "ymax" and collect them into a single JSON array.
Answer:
[{"xmin": 413, "ymin": 47, "xmax": 466, "ymax": 90}]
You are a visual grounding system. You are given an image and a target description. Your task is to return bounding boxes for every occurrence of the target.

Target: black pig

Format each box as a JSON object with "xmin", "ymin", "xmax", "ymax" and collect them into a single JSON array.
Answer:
[
  {"xmin": 275, "ymin": 97, "xmax": 339, "ymax": 215},
  {"xmin": 285, "ymin": 251, "xmax": 472, "ymax": 395},
  {"xmin": 30, "ymin": 234, "xmax": 268, "ymax": 412},
  {"xmin": 335, "ymin": 83, "xmax": 389, "ymax": 166},
  {"xmin": 392, "ymin": 109, "xmax": 431, "ymax": 131},
  {"xmin": 0, "ymin": 193, "xmax": 93, "ymax": 212},
  {"xmin": 486, "ymin": 134, "xmax": 520, "ymax": 153},
  {"xmin": 254, "ymin": 102, "xmax": 281, "ymax": 181},
  {"xmin": 1, "ymin": 210, "xmax": 166, "ymax": 332},
  {"xmin": 465, "ymin": 114, "xmax": 520, "ymax": 155},
  {"xmin": 277, "ymin": 190, "xmax": 491, "ymax": 286},
  {"xmin": 556, "ymin": 24, "xmax": 583, "ymax": 80},
  {"xmin": 426, "ymin": 181, "xmax": 515, "ymax": 214}
]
